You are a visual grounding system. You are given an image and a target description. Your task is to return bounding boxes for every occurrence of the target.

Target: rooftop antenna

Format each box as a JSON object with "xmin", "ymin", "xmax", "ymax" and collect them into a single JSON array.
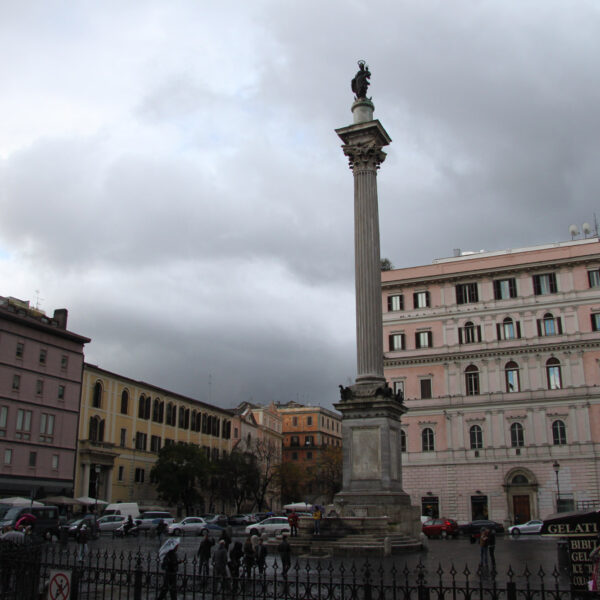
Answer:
[
  {"xmin": 569, "ymin": 224, "xmax": 580, "ymax": 240},
  {"xmin": 583, "ymin": 222, "xmax": 592, "ymax": 238},
  {"xmin": 34, "ymin": 290, "xmax": 44, "ymax": 310},
  {"xmin": 208, "ymin": 372, "xmax": 212, "ymax": 404}
]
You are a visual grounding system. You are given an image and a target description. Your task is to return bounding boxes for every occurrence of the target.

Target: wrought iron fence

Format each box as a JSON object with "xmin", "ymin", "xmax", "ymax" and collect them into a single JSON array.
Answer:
[{"xmin": 0, "ymin": 541, "xmax": 575, "ymax": 599}]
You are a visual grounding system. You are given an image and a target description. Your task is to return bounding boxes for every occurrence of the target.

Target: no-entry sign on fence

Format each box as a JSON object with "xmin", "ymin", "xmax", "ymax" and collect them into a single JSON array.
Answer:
[{"xmin": 47, "ymin": 569, "xmax": 71, "ymax": 600}]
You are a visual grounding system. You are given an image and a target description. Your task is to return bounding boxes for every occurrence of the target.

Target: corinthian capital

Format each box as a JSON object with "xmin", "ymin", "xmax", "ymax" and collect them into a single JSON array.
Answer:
[{"xmin": 342, "ymin": 142, "xmax": 387, "ymax": 171}]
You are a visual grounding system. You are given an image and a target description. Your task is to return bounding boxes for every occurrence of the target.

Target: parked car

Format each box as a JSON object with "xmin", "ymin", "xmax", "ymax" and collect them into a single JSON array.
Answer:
[
  {"xmin": 422, "ymin": 518, "xmax": 459, "ymax": 538},
  {"xmin": 508, "ymin": 519, "xmax": 543, "ymax": 535},
  {"xmin": 245, "ymin": 516, "xmax": 290, "ymax": 537},
  {"xmin": 0, "ymin": 505, "xmax": 61, "ymax": 539},
  {"xmin": 97, "ymin": 515, "xmax": 127, "ymax": 532},
  {"xmin": 135, "ymin": 511, "xmax": 174, "ymax": 530},
  {"xmin": 201, "ymin": 514, "xmax": 229, "ymax": 528},
  {"xmin": 62, "ymin": 515, "xmax": 100, "ymax": 539},
  {"xmin": 167, "ymin": 517, "xmax": 217, "ymax": 536},
  {"xmin": 460, "ymin": 519, "xmax": 505, "ymax": 539},
  {"xmin": 228, "ymin": 514, "xmax": 256, "ymax": 526}
]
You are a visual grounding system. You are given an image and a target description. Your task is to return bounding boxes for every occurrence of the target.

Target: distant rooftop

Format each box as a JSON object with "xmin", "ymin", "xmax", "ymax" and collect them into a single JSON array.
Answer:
[{"xmin": 433, "ymin": 237, "xmax": 599, "ymax": 264}]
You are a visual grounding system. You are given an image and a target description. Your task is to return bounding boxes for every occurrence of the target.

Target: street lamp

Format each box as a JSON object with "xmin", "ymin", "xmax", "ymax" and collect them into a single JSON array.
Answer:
[
  {"xmin": 553, "ymin": 460, "xmax": 561, "ymax": 511},
  {"xmin": 94, "ymin": 464, "xmax": 101, "ymax": 514}
]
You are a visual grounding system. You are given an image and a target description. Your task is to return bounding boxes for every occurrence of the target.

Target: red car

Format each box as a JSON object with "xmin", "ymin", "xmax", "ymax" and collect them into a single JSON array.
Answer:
[{"xmin": 422, "ymin": 518, "xmax": 459, "ymax": 538}]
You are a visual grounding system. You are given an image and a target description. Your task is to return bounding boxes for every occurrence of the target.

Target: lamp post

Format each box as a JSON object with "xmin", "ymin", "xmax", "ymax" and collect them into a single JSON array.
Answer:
[
  {"xmin": 94, "ymin": 464, "xmax": 101, "ymax": 514},
  {"xmin": 553, "ymin": 460, "xmax": 561, "ymax": 511}
]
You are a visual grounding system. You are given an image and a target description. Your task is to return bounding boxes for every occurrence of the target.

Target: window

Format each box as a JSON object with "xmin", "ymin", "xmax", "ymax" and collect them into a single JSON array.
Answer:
[
  {"xmin": 134, "ymin": 468, "xmax": 145, "ymax": 483},
  {"xmin": 138, "ymin": 395, "xmax": 151, "ymax": 420},
  {"xmin": 465, "ymin": 365, "xmax": 480, "ymax": 396},
  {"xmin": 416, "ymin": 331, "xmax": 432, "ymax": 349},
  {"xmin": 422, "ymin": 428, "xmax": 434, "ymax": 452},
  {"xmin": 588, "ymin": 270, "xmax": 600, "ymax": 288},
  {"xmin": 52, "ymin": 454, "xmax": 59, "ymax": 469},
  {"xmin": 469, "ymin": 425, "xmax": 483, "ymax": 449},
  {"xmin": 16, "ymin": 409, "xmax": 32, "ymax": 439},
  {"xmin": 36, "ymin": 380, "xmax": 44, "ymax": 396},
  {"xmin": 546, "ymin": 358, "xmax": 562, "ymax": 390},
  {"xmin": 291, "ymin": 452, "xmax": 298, "ymax": 460},
  {"xmin": 413, "ymin": 291, "xmax": 430, "ymax": 308},
  {"xmin": 58, "ymin": 385, "xmax": 65, "ymax": 400},
  {"xmin": 494, "ymin": 278, "xmax": 517, "ymax": 299},
  {"xmin": 387, "ymin": 294, "xmax": 404, "ymax": 311},
  {"xmin": 121, "ymin": 390, "xmax": 129, "ymax": 415},
  {"xmin": 60, "ymin": 355, "xmax": 68, "ymax": 370},
  {"xmin": 497, "ymin": 317, "xmax": 521, "ymax": 340},
  {"xmin": 552, "ymin": 420, "xmax": 567, "ymax": 446},
  {"xmin": 533, "ymin": 273, "xmax": 557, "ymax": 295},
  {"xmin": 393, "ymin": 380, "xmax": 405, "ymax": 399},
  {"xmin": 118, "ymin": 466, "xmax": 124, "ymax": 481},
  {"xmin": 292, "ymin": 416, "xmax": 298, "ymax": 426},
  {"xmin": 166, "ymin": 403, "xmax": 175, "ymax": 426},
  {"xmin": 306, "ymin": 451, "xmax": 313, "ymax": 460},
  {"xmin": 505, "ymin": 361, "xmax": 520, "ymax": 393},
  {"xmin": 4, "ymin": 449, "xmax": 12, "ymax": 465},
  {"xmin": 12, "ymin": 375, "xmax": 20, "ymax": 391},
  {"xmin": 152, "ymin": 398, "xmax": 163, "ymax": 423},
  {"xmin": 0, "ymin": 406, "xmax": 7, "ymax": 434},
  {"xmin": 150, "ymin": 435, "xmax": 162, "ymax": 452},
  {"xmin": 92, "ymin": 382, "xmax": 102, "ymax": 408},
  {"xmin": 591, "ymin": 313, "xmax": 600, "ymax": 332},
  {"xmin": 120, "ymin": 428, "xmax": 127, "ymax": 447},
  {"xmin": 459, "ymin": 321, "xmax": 481, "ymax": 344},
  {"xmin": 39, "ymin": 349, "xmax": 47, "ymax": 364},
  {"xmin": 400, "ymin": 430, "xmax": 407, "ymax": 452},
  {"xmin": 456, "ymin": 283, "xmax": 479, "ymax": 304},
  {"xmin": 16, "ymin": 342, "xmax": 24, "ymax": 359},
  {"xmin": 135, "ymin": 432, "xmax": 147, "ymax": 451},
  {"xmin": 510, "ymin": 422, "xmax": 524, "ymax": 447},
  {"xmin": 29, "ymin": 451, "xmax": 37, "ymax": 467},
  {"xmin": 305, "ymin": 435, "xmax": 314, "ymax": 446},
  {"xmin": 389, "ymin": 333, "xmax": 405, "ymax": 351},
  {"xmin": 420, "ymin": 379, "xmax": 432, "ymax": 399},
  {"xmin": 89, "ymin": 416, "xmax": 105, "ymax": 442},
  {"xmin": 307, "ymin": 416, "xmax": 312, "ymax": 426},
  {"xmin": 538, "ymin": 312, "xmax": 562, "ymax": 337},
  {"xmin": 39, "ymin": 413, "xmax": 55, "ymax": 442},
  {"xmin": 290, "ymin": 435, "xmax": 300, "ymax": 447}
]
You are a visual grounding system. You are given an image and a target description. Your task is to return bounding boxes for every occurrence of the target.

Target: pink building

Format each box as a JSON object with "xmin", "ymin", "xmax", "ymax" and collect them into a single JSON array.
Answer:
[
  {"xmin": 0, "ymin": 296, "xmax": 89, "ymax": 498},
  {"xmin": 382, "ymin": 239, "xmax": 600, "ymax": 525}
]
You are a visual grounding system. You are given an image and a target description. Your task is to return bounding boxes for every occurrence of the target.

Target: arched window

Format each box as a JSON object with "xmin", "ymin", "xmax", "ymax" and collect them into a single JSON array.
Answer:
[
  {"xmin": 152, "ymin": 398, "xmax": 162, "ymax": 423},
  {"xmin": 505, "ymin": 361, "xmax": 520, "ymax": 393},
  {"xmin": 400, "ymin": 430, "xmax": 407, "ymax": 453},
  {"xmin": 552, "ymin": 420, "xmax": 567, "ymax": 445},
  {"xmin": 464, "ymin": 321, "xmax": 476, "ymax": 343},
  {"xmin": 465, "ymin": 365, "xmax": 480, "ymax": 396},
  {"xmin": 503, "ymin": 317, "xmax": 515, "ymax": 340},
  {"xmin": 89, "ymin": 416, "xmax": 104, "ymax": 442},
  {"xmin": 543, "ymin": 313, "xmax": 556, "ymax": 336},
  {"xmin": 159, "ymin": 401, "xmax": 164, "ymax": 423},
  {"xmin": 469, "ymin": 425, "xmax": 483, "ymax": 449},
  {"xmin": 145, "ymin": 396, "xmax": 151, "ymax": 419},
  {"xmin": 510, "ymin": 422, "xmax": 524, "ymax": 448},
  {"xmin": 178, "ymin": 406, "xmax": 185, "ymax": 428},
  {"xmin": 421, "ymin": 428, "xmax": 434, "ymax": 452},
  {"xmin": 165, "ymin": 403, "xmax": 174, "ymax": 426},
  {"xmin": 512, "ymin": 474, "xmax": 528, "ymax": 484},
  {"xmin": 120, "ymin": 390, "xmax": 129, "ymax": 415},
  {"xmin": 185, "ymin": 409, "xmax": 190, "ymax": 430},
  {"xmin": 138, "ymin": 395, "xmax": 146, "ymax": 419},
  {"xmin": 191, "ymin": 410, "xmax": 197, "ymax": 431},
  {"xmin": 546, "ymin": 358, "xmax": 562, "ymax": 390},
  {"xmin": 92, "ymin": 382, "xmax": 102, "ymax": 408}
]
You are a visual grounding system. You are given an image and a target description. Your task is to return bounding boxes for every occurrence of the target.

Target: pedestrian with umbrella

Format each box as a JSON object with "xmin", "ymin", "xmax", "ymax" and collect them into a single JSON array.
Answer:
[{"xmin": 158, "ymin": 537, "xmax": 181, "ymax": 600}]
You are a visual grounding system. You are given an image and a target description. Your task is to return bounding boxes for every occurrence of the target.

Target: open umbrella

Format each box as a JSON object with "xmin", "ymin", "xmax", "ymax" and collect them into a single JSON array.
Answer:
[
  {"xmin": 41, "ymin": 496, "xmax": 83, "ymax": 506},
  {"xmin": 15, "ymin": 513, "xmax": 36, "ymax": 529},
  {"xmin": 0, "ymin": 497, "xmax": 44, "ymax": 507},
  {"xmin": 158, "ymin": 537, "xmax": 180, "ymax": 562},
  {"xmin": 75, "ymin": 496, "xmax": 108, "ymax": 506}
]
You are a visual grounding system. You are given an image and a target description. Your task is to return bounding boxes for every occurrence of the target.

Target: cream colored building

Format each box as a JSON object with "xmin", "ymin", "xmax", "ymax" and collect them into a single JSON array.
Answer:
[{"xmin": 76, "ymin": 364, "xmax": 233, "ymax": 508}]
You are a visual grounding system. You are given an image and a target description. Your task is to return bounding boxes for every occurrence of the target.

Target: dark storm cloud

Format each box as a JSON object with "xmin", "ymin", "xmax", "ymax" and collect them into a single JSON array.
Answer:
[{"xmin": 1, "ymin": 0, "xmax": 600, "ymax": 407}]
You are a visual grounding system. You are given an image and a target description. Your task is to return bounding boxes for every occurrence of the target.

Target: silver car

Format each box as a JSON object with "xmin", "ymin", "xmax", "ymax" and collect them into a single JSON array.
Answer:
[
  {"xmin": 97, "ymin": 515, "xmax": 127, "ymax": 532},
  {"xmin": 508, "ymin": 519, "xmax": 543, "ymax": 535},
  {"xmin": 245, "ymin": 516, "xmax": 290, "ymax": 537},
  {"xmin": 167, "ymin": 516, "xmax": 211, "ymax": 536}
]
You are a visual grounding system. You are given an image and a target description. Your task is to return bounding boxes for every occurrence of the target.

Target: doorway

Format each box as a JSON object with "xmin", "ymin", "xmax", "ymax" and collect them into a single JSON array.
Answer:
[
  {"xmin": 513, "ymin": 495, "xmax": 531, "ymax": 524},
  {"xmin": 471, "ymin": 495, "xmax": 488, "ymax": 520}
]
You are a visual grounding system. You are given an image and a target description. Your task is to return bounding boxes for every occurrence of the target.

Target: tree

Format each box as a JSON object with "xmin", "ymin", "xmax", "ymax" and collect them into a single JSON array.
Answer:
[
  {"xmin": 274, "ymin": 461, "xmax": 310, "ymax": 505},
  {"xmin": 312, "ymin": 446, "xmax": 343, "ymax": 503},
  {"xmin": 150, "ymin": 443, "xmax": 210, "ymax": 514},
  {"xmin": 381, "ymin": 257, "xmax": 393, "ymax": 271},
  {"xmin": 211, "ymin": 451, "xmax": 259, "ymax": 513},
  {"xmin": 247, "ymin": 438, "xmax": 281, "ymax": 511}
]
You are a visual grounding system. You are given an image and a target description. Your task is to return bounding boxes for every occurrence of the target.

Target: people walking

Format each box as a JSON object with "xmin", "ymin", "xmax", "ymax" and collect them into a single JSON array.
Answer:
[
  {"xmin": 313, "ymin": 507, "xmax": 322, "ymax": 535},
  {"xmin": 487, "ymin": 527, "xmax": 496, "ymax": 570},
  {"xmin": 288, "ymin": 510, "xmax": 299, "ymax": 537},
  {"xmin": 156, "ymin": 519, "xmax": 168, "ymax": 545},
  {"xmin": 213, "ymin": 539, "xmax": 229, "ymax": 591},
  {"xmin": 278, "ymin": 534, "xmax": 292, "ymax": 578},
  {"xmin": 197, "ymin": 532, "xmax": 214, "ymax": 581},
  {"xmin": 229, "ymin": 541, "xmax": 243, "ymax": 578},
  {"xmin": 158, "ymin": 542, "xmax": 180, "ymax": 600},
  {"xmin": 256, "ymin": 537, "xmax": 267, "ymax": 575},
  {"xmin": 243, "ymin": 535, "xmax": 255, "ymax": 578},
  {"xmin": 479, "ymin": 527, "xmax": 490, "ymax": 568},
  {"xmin": 75, "ymin": 523, "xmax": 89, "ymax": 563}
]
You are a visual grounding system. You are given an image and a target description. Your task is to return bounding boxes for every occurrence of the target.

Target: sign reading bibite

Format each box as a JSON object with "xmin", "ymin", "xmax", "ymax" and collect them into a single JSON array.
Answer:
[
  {"xmin": 541, "ymin": 511, "xmax": 600, "ymax": 594},
  {"xmin": 47, "ymin": 569, "xmax": 71, "ymax": 600}
]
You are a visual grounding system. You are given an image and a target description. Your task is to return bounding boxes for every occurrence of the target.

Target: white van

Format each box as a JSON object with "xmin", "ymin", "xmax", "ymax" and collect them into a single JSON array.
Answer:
[{"xmin": 102, "ymin": 502, "xmax": 140, "ymax": 519}]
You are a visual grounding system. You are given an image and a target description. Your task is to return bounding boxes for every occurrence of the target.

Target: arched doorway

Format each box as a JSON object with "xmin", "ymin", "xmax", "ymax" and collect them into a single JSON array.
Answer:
[{"xmin": 504, "ymin": 467, "xmax": 539, "ymax": 525}]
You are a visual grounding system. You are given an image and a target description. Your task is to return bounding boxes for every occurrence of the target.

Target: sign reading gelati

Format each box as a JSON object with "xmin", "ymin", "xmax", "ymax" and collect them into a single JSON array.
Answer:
[{"xmin": 545, "ymin": 522, "xmax": 598, "ymax": 536}]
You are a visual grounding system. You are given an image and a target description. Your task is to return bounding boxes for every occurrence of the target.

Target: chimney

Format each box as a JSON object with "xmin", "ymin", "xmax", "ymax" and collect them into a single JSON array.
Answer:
[{"xmin": 53, "ymin": 308, "xmax": 68, "ymax": 329}]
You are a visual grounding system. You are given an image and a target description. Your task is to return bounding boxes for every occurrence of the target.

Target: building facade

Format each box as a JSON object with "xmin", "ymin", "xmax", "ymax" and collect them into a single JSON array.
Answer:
[
  {"xmin": 77, "ymin": 364, "xmax": 233, "ymax": 509},
  {"xmin": 277, "ymin": 401, "xmax": 342, "ymax": 502},
  {"xmin": 382, "ymin": 239, "xmax": 600, "ymax": 525},
  {"xmin": 0, "ymin": 296, "xmax": 90, "ymax": 498}
]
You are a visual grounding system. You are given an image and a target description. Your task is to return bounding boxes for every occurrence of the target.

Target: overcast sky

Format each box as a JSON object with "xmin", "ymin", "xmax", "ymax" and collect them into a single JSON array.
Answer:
[{"xmin": 1, "ymin": 1, "xmax": 599, "ymax": 411}]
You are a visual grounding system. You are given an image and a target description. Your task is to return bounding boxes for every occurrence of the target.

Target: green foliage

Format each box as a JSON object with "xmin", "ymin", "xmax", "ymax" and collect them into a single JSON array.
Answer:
[
  {"xmin": 150, "ymin": 443, "xmax": 211, "ymax": 513},
  {"xmin": 274, "ymin": 461, "xmax": 310, "ymax": 505},
  {"xmin": 211, "ymin": 451, "xmax": 259, "ymax": 512},
  {"xmin": 381, "ymin": 257, "xmax": 393, "ymax": 271}
]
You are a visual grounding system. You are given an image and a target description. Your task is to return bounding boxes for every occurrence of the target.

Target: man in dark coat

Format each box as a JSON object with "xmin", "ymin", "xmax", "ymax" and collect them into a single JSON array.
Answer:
[
  {"xmin": 158, "ymin": 543, "xmax": 180, "ymax": 600},
  {"xmin": 278, "ymin": 534, "xmax": 291, "ymax": 577},
  {"xmin": 197, "ymin": 532, "xmax": 214, "ymax": 580}
]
